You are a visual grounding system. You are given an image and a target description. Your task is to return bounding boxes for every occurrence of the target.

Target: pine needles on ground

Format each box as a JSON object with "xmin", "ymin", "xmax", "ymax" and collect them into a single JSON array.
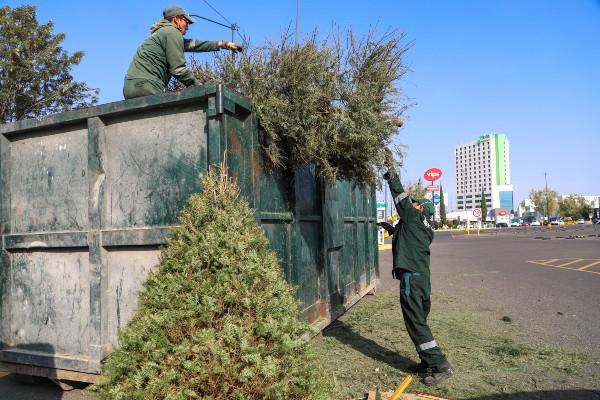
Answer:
[
  {"xmin": 189, "ymin": 28, "xmax": 410, "ymax": 186},
  {"xmin": 86, "ymin": 166, "xmax": 336, "ymax": 400}
]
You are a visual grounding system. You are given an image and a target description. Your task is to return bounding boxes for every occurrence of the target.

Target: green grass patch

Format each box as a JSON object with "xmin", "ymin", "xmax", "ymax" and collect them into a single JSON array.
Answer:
[{"xmin": 313, "ymin": 293, "xmax": 593, "ymax": 399}]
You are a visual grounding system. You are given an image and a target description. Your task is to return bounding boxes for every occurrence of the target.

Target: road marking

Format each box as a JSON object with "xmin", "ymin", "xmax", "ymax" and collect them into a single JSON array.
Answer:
[
  {"xmin": 529, "ymin": 258, "xmax": 559, "ymax": 266},
  {"xmin": 0, "ymin": 371, "xmax": 10, "ymax": 378},
  {"xmin": 555, "ymin": 258, "xmax": 584, "ymax": 267},
  {"xmin": 527, "ymin": 258, "xmax": 600, "ymax": 276},
  {"xmin": 577, "ymin": 260, "xmax": 600, "ymax": 271}
]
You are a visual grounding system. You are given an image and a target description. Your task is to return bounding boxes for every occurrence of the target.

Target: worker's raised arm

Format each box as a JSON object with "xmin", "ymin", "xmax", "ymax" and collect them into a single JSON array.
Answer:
[
  {"xmin": 384, "ymin": 169, "xmax": 410, "ymax": 210},
  {"xmin": 183, "ymin": 39, "xmax": 220, "ymax": 52}
]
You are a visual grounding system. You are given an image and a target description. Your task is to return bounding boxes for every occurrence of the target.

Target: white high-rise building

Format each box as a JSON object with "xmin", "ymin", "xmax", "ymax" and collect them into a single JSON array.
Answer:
[{"xmin": 454, "ymin": 133, "xmax": 514, "ymax": 212}]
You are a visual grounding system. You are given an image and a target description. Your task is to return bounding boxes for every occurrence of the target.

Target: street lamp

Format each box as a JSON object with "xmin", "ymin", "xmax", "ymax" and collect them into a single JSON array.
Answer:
[{"xmin": 544, "ymin": 172, "xmax": 549, "ymax": 225}]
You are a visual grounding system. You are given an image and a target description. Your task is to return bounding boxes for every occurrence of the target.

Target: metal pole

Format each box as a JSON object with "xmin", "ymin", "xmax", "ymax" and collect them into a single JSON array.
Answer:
[{"xmin": 544, "ymin": 172, "xmax": 549, "ymax": 225}]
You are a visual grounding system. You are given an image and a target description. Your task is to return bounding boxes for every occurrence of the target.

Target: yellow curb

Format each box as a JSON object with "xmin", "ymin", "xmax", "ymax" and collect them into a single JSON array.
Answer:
[{"xmin": 379, "ymin": 244, "xmax": 392, "ymax": 251}]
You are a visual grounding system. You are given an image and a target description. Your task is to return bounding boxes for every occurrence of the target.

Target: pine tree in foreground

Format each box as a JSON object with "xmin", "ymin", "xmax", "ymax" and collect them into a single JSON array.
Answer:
[{"xmin": 86, "ymin": 166, "xmax": 336, "ymax": 400}]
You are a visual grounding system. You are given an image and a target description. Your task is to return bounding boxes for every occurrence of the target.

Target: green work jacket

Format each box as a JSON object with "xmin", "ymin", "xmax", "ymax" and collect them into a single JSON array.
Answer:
[
  {"xmin": 385, "ymin": 170, "xmax": 434, "ymax": 275},
  {"xmin": 125, "ymin": 19, "xmax": 220, "ymax": 89}
]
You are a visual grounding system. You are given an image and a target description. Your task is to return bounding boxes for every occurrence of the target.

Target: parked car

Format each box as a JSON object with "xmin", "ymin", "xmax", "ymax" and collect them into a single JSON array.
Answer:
[
  {"xmin": 530, "ymin": 220, "xmax": 541, "ymax": 226},
  {"xmin": 496, "ymin": 222, "xmax": 508, "ymax": 228},
  {"xmin": 576, "ymin": 219, "xmax": 586, "ymax": 224},
  {"xmin": 550, "ymin": 217, "xmax": 564, "ymax": 226},
  {"xmin": 510, "ymin": 218, "xmax": 523, "ymax": 227}
]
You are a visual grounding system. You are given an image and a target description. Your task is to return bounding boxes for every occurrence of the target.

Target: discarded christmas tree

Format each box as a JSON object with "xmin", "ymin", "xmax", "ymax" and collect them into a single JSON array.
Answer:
[
  {"xmin": 188, "ymin": 28, "xmax": 410, "ymax": 186},
  {"xmin": 86, "ymin": 165, "xmax": 336, "ymax": 400}
]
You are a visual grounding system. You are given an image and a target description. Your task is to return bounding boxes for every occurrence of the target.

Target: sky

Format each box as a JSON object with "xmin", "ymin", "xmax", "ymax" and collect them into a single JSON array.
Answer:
[{"xmin": 3, "ymin": 0, "xmax": 599, "ymax": 209}]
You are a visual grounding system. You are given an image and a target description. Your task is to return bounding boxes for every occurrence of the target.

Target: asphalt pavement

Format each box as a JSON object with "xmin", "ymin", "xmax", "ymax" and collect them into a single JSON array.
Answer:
[{"xmin": 2, "ymin": 224, "xmax": 599, "ymax": 398}]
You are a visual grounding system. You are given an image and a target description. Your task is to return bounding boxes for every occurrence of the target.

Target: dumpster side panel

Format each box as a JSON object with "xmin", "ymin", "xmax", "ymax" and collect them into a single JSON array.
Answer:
[
  {"xmin": 105, "ymin": 248, "xmax": 160, "ymax": 349},
  {"xmin": 293, "ymin": 166, "xmax": 323, "ymax": 319},
  {"xmin": 9, "ymin": 125, "xmax": 88, "ymax": 233},
  {"xmin": 103, "ymin": 105, "xmax": 208, "ymax": 228},
  {"xmin": 7, "ymin": 249, "xmax": 90, "ymax": 354}
]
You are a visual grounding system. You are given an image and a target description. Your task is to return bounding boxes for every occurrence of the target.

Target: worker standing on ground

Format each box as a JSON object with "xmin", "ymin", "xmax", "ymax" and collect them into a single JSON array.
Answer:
[
  {"xmin": 123, "ymin": 5, "xmax": 242, "ymax": 99},
  {"xmin": 378, "ymin": 150, "xmax": 454, "ymax": 386}
]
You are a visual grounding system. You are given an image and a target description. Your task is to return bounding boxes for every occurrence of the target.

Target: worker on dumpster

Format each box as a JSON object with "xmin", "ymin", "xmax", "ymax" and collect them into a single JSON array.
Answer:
[
  {"xmin": 123, "ymin": 5, "xmax": 242, "ymax": 99},
  {"xmin": 377, "ymin": 149, "xmax": 454, "ymax": 386}
]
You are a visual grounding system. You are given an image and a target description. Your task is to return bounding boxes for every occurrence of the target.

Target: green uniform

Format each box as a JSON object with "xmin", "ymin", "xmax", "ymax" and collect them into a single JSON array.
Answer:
[
  {"xmin": 385, "ymin": 169, "xmax": 450, "ymax": 372},
  {"xmin": 123, "ymin": 19, "xmax": 220, "ymax": 99}
]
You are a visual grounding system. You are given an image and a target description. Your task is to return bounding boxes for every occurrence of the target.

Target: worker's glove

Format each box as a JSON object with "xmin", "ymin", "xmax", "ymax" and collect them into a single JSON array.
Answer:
[
  {"xmin": 383, "ymin": 147, "xmax": 397, "ymax": 178},
  {"xmin": 392, "ymin": 268, "xmax": 402, "ymax": 280},
  {"xmin": 219, "ymin": 41, "xmax": 243, "ymax": 53},
  {"xmin": 377, "ymin": 221, "xmax": 394, "ymax": 235}
]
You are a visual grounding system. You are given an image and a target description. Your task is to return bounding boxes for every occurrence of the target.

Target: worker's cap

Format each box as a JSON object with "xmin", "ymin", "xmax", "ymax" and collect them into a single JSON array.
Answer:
[
  {"xmin": 412, "ymin": 197, "xmax": 435, "ymax": 217},
  {"xmin": 163, "ymin": 5, "xmax": 195, "ymax": 24}
]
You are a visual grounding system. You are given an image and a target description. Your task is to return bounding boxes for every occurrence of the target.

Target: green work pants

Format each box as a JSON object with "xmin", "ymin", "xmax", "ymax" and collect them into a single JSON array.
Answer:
[
  {"xmin": 399, "ymin": 271, "xmax": 450, "ymax": 371},
  {"xmin": 123, "ymin": 78, "xmax": 165, "ymax": 99}
]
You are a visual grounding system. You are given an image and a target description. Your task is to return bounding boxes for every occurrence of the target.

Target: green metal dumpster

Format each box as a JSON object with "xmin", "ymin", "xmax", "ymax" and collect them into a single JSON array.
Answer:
[{"xmin": 0, "ymin": 84, "xmax": 378, "ymax": 382}]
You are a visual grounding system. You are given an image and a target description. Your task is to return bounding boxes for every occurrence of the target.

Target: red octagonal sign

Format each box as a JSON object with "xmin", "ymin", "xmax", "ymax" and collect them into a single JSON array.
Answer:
[{"xmin": 424, "ymin": 167, "xmax": 442, "ymax": 182}]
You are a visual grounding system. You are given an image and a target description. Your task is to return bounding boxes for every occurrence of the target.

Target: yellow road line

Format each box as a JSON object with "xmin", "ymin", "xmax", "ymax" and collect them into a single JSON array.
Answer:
[
  {"xmin": 577, "ymin": 260, "xmax": 600, "ymax": 271},
  {"xmin": 379, "ymin": 244, "xmax": 392, "ymax": 251},
  {"xmin": 529, "ymin": 258, "xmax": 560, "ymax": 267},
  {"xmin": 0, "ymin": 371, "xmax": 10, "ymax": 378},
  {"xmin": 527, "ymin": 260, "xmax": 600, "ymax": 276},
  {"xmin": 555, "ymin": 258, "xmax": 584, "ymax": 268}
]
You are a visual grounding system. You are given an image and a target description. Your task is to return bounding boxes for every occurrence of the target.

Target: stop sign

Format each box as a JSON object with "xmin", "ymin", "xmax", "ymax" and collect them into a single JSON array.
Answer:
[{"xmin": 424, "ymin": 168, "xmax": 442, "ymax": 182}]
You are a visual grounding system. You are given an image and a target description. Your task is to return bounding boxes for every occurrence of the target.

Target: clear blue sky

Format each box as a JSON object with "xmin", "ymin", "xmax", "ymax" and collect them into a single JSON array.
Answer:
[{"xmin": 4, "ymin": 0, "xmax": 599, "ymax": 208}]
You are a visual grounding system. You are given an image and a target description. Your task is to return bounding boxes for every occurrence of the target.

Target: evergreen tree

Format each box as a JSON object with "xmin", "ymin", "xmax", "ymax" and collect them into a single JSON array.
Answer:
[
  {"xmin": 87, "ymin": 165, "xmax": 336, "ymax": 400},
  {"xmin": 0, "ymin": 5, "xmax": 97, "ymax": 123},
  {"xmin": 439, "ymin": 184, "xmax": 446, "ymax": 226}
]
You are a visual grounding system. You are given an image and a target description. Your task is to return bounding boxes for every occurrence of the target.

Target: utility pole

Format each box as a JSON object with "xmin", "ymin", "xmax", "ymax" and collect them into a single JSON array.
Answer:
[{"xmin": 544, "ymin": 172, "xmax": 549, "ymax": 225}]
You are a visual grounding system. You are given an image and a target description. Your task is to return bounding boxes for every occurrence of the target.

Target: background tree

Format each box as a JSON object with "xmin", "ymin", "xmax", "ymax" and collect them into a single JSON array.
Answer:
[
  {"xmin": 529, "ymin": 188, "xmax": 559, "ymax": 219},
  {"xmin": 405, "ymin": 178, "xmax": 427, "ymax": 198},
  {"xmin": 439, "ymin": 184, "xmax": 447, "ymax": 226},
  {"xmin": 0, "ymin": 5, "xmax": 97, "ymax": 123},
  {"xmin": 558, "ymin": 195, "xmax": 588, "ymax": 219},
  {"xmin": 480, "ymin": 186, "xmax": 488, "ymax": 222}
]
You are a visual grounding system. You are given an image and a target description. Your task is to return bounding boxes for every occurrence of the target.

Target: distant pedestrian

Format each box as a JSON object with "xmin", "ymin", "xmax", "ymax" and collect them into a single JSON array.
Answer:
[
  {"xmin": 378, "ymin": 150, "xmax": 454, "ymax": 386},
  {"xmin": 123, "ymin": 5, "xmax": 242, "ymax": 99}
]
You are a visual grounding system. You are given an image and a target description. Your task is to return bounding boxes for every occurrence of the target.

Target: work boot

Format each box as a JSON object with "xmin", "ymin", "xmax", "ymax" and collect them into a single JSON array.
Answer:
[{"xmin": 423, "ymin": 366, "xmax": 454, "ymax": 386}]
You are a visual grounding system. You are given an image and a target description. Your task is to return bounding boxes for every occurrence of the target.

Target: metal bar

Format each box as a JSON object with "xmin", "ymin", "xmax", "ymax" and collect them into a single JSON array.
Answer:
[
  {"xmin": 3, "ymin": 231, "xmax": 88, "ymax": 249},
  {"xmin": 87, "ymin": 116, "xmax": 108, "ymax": 364},
  {"xmin": 0, "ymin": 85, "xmax": 215, "ymax": 136},
  {"xmin": 101, "ymin": 227, "xmax": 173, "ymax": 247},
  {"xmin": 189, "ymin": 14, "xmax": 233, "ymax": 29},
  {"xmin": 0, "ymin": 362, "xmax": 99, "ymax": 383}
]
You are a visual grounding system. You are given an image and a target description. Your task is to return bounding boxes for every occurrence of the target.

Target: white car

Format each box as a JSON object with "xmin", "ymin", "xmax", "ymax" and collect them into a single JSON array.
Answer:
[
  {"xmin": 530, "ymin": 221, "xmax": 541, "ymax": 226},
  {"xmin": 576, "ymin": 219, "xmax": 586, "ymax": 224}
]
